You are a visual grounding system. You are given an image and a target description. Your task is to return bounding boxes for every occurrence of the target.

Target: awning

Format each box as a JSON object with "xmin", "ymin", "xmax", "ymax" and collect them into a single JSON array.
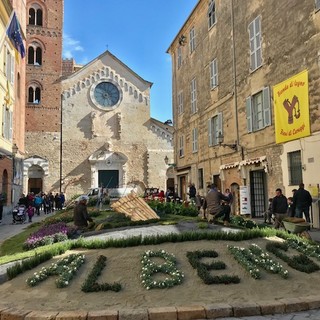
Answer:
[
  {"xmin": 239, "ymin": 155, "xmax": 266, "ymax": 167},
  {"xmin": 219, "ymin": 162, "xmax": 239, "ymax": 170}
]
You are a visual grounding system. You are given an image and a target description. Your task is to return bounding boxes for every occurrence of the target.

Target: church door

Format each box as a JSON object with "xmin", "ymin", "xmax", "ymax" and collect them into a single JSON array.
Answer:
[{"xmin": 98, "ymin": 170, "xmax": 119, "ymax": 188}]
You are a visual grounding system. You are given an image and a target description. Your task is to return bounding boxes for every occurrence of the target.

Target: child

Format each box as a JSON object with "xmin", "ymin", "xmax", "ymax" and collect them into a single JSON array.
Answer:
[
  {"xmin": 287, "ymin": 197, "xmax": 294, "ymax": 217},
  {"xmin": 26, "ymin": 205, "xmax": 34, "ymax": 223},
  {"xmin": 264, "ymin": 198, "xmax": 273, "ymax": 224}
]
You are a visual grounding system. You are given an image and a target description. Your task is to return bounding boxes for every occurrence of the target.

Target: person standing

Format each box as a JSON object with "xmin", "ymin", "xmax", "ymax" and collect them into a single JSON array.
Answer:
[
  {"xmin": 271, "ymin": 188, "xmax": 288, "ymax": 229},
  {"xmin": 293, "ymin": 183, "xmax": 312, "ymax": 223},
  {"xmin": 188, "ymin": 183, "xmax": 196, "ymax": 203},
  {"xmin": 203, "ymin": 184, "xmax": 231, "ymax": 226},
  {"xmin": 74, "ymin": 195, "xmax": 93, "ymax": 232}
]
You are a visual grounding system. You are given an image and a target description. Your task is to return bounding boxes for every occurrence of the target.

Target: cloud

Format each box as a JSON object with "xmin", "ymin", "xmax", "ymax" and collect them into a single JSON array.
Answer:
[{"xmin": 62, "ymin": 33, "xmax": 84, "ymax": 59}]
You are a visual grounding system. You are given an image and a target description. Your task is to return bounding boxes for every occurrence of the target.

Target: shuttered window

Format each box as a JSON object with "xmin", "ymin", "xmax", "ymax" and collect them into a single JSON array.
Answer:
[
  {"xmin": 246, "ymin": 87, "xmax": 271, "ymax": 132},
  {"xmin": 208, "ymin": 113, "xmax": 222, "ymax": 146},
  {"xmin": 248, "ymin": 16, "xmax": 262, "ymax": 71}
]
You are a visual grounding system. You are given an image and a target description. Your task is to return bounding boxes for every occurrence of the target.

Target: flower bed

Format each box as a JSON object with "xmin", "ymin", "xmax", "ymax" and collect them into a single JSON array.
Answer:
[
  {"xmin": 24, "ymin": 222, "xmax": 75, "ymax": 250},
  {"xmin": 26, "ymin": 253, "xmax": 85, "ymax": 288},
  {"xmin": 140, "ymin": 250, "xmax": 184, "ymax": 289}
]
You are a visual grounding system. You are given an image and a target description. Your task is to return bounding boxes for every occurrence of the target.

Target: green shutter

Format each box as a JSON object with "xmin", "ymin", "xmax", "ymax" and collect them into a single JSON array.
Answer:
[
  {"xmin": 263, "ymin": 87, "xmax": 271, "ymax": 127},
  {"xmin": 246, "ymin": 96, "xmax": 253, "ymax": 133},
  {"xmin": 208, "ymin": 118, "xmax": 213, "ymax": 146}
]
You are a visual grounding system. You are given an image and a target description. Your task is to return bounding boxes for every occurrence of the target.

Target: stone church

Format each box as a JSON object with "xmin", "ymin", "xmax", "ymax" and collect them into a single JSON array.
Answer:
[
  {"xmin": 59, "ymin": 51, "xmax": 173, "ymax": 197},
  {"xmin": 23, "ymin": 0, "xmax": 173, "ymax": 198}
]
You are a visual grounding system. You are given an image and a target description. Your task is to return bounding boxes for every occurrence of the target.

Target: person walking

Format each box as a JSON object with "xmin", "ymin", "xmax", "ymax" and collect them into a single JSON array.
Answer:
[
  {"xmin": 188, "ymin": 183, "xmax": 197, "ymax": 203},
  {"xmin": 293, "ymin": 183, "xmax": 313, "ymax": 223},
  {"xmin": 203, "ymin": 184, "xmax": 231, "ymax": 226},
  {"xmin": 271, "ymin": 188, "xmax": 288, "ymax": 229}
]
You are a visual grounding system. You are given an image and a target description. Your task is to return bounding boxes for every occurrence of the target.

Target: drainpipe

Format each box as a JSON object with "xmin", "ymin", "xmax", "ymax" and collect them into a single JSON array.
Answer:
[{"xmin": 231, "ymin": 0, "xmax": 241, "ymax": 158}]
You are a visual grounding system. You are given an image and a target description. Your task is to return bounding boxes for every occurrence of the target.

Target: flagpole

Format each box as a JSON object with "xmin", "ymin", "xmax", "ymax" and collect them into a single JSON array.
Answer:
[{"xmin": 0, "ymin": 11, "xmax": 15, "ymax": 55}]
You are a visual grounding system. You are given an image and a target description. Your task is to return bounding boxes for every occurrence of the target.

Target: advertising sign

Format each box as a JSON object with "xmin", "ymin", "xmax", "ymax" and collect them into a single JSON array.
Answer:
[{"xmin": 273, "ymin": 70, "xmax": 310, "ymax": 143}]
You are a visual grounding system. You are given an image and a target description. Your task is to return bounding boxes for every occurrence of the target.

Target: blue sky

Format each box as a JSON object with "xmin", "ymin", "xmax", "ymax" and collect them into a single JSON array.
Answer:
[{"xmin": 63, "ymin": 0, "xmax": 198, "ymax": 123}]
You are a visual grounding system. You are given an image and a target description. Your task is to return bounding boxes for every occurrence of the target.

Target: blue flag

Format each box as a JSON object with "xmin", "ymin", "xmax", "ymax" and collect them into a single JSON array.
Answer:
[{"xmin": 6, "ymin": 12, "xmax": 25, "ymax": 58}]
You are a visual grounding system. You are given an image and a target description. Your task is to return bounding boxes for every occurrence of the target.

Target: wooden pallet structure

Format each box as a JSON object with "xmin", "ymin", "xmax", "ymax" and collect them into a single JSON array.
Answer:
[{"xmin": 111, "ymin": 193, "xmax": 160, "ymax": 221}]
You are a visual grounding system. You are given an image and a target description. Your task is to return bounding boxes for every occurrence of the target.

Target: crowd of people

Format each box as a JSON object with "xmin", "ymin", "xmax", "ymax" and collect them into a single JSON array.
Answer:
[
  {"xmin": 265, "ymin": 183, "xmax": 313, "ymax": 228},
  {"xmin": 17, "ymin": 191, "xmax": 66, "ymax": 222}
]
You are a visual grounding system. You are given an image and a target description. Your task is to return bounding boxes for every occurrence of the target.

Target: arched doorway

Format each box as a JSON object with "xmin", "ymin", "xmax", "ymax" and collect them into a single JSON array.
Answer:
[
  {"xmin": 28, "ymin": 165, "xmax": 44, "ymax": 194},
  {"xmin": 1, "ymin": 169, "xmax": 9, "ymax": 204},
  {"xmin": 23, "ymin": 156, "xmax": 49, "ymax": 195}
]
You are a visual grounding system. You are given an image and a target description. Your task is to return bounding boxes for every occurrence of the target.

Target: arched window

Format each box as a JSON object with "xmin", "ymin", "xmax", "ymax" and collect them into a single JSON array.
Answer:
[
  {"xmin": 28, "ymin": 47, "xmax": 34, "ymax": 64},
  {"xmin": 28, "ymin": 6, "xmax": 43, "ymax": 26},
  {"xmin": 28, "ymin": 85, "xmax": 41, "ymax": 104},
  {"xmin": 27, "ymin": 43, "xmax": 42, "ymax": 65},
  {"xmin": 29, "ymin": 8, "xmax": 35, "ymax": 25},
  {"xmin": 36, "ymin": 9, "xmax": 43, "ymax": 26}
]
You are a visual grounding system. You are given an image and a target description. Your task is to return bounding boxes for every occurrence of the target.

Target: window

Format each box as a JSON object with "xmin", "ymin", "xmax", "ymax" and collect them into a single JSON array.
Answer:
[
  {"xmin": 179, "ymin": 136, "xmax": 184, "ymax": 157},
  {"xmin": 192, "ymin": 127, "xmax": 198, "ymax": 153},
  {"xmin": 210, "ymin": 58, "xmax": 218, "ymax": 89},
  {"xmin": 177, "ymin": 46, "xmax": 182, "ymax": 68},
  {"xmin": 28, "ymin": 43, "xmax": 42, "ymax": 65},
  {"xmin": 288, "ymin": 151, "xmax": 302, "ymax": 185},
  {"xmin": 248, "ymin": 16, "xmax": 262, "ymax": 71},
  {"xmin": 191, "ymin": 78, "xmax": 197, "ymax": 113},
  {"xmin": 316, "ymin": 0, "xmax": 320, "ymax": 10},
  {"xmin": 28, "ymin": 6, "xmax": 43, "ymax": 26},
  {"xmin": 208, "ymin": 0, "xmax": 216, "ymax": 28},
  {"xmin": 2, "ymin": 107, "xmax": 12, "ymax": 141},
  {"xmin": 28, "ymin": 86, "xmax": 41, "ymax": 104},
  {"xmin": 189, "ymin": 27, "xmax": 195, "ymax": 53},
  {"xmin": 178, "ymin": 91, "xmax": 184, "ymax": 114},
  {"xmin": 4, "ymin": 47, "xmax": 14, "ymax": 84},
  {"xmin": 208, "ymin": 113, "xmax": 222, "ymax": 146},
  {"xmin": 198, "ymin": 168, "xmax": 204, "ymax": 189},
  {"xmin": 246, "ymin": 87, "xmax": 271, "ymax": 132}
]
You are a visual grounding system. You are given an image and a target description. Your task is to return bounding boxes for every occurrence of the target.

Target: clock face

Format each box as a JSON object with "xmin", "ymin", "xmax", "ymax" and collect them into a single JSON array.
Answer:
[{"xmin": 93, "ymin": 82, "xmax": 120, "ymax": 107}]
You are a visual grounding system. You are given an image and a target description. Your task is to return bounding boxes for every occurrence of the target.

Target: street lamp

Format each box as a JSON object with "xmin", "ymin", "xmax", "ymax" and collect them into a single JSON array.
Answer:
[
  {"xmin": 217, "ymin": 132, "xmax": 237, "ymax": 150},
  {"xmin": 164, "ymin": 155, "xmax": 176, "ymax": 167}
]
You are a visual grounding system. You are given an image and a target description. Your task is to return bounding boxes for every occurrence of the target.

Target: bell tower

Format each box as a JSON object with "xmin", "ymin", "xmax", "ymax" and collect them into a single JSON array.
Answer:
[{"xmin": 24, "ymin": 0, "xmax": 63, "ymax": 193}]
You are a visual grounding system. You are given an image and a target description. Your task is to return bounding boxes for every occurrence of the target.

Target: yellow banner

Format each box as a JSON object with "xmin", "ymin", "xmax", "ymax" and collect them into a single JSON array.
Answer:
[{"xmin": 273, "ymin": 70, "xmax": 310, "ymax": 143}]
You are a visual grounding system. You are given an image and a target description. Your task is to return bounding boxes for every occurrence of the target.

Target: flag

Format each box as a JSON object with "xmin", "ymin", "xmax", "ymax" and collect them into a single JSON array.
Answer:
[{"xmin": 6, "ymin": 12, "xmax": 25, "ymax": 58}]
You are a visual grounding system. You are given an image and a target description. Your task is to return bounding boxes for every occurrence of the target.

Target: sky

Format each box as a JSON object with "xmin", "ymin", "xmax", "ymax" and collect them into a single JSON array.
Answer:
[{"xmin": 63, "ymin": 0, "xmax": 198, "ymax": 123}]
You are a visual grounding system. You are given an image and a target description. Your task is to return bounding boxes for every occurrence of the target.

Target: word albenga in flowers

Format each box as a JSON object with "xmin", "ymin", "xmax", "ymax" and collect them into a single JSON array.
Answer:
[{"xmin": 26, "ymin": 241, "xmax": 320, "ymax": 290}]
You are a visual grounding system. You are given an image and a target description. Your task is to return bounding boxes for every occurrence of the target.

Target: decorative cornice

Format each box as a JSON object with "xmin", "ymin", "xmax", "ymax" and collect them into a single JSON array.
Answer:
[
  {"xmin": 62, "ymin": 65, "xmax": 149, "ymax": 106},
  {"xmin": 27, "ymin": 26, "xmax": 62, "ymax": 38}
]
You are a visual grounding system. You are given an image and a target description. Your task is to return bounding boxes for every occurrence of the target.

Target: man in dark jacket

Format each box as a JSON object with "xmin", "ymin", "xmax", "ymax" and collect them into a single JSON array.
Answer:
[
  {"xmin": 293, "ymin": 183, "xmax": 312, "ymax": 223},
  {"xmin": 73, "ymin": 195, "xmax": 93, "ymax": 230},
  {"xmin": 203, "ymin": 184, "xmax": 231, "ymax": 226},
  {"xmin": 272, "ymin": 188, "xmax": 288, "ymax": 229}
]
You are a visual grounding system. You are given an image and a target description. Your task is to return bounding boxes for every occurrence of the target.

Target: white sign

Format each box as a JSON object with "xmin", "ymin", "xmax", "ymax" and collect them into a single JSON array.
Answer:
[{"xmin": 240, "ymin": 186, "xmax": 251, "ymax": 215}]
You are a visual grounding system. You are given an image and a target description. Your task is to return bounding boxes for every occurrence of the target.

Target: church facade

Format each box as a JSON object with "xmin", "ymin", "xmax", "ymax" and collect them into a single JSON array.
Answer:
[
  {"xmin": 59, "ymin": 51, "xmax": 173, "ymax": 197},
  {"xmin": 23, "ymin": 0, "xmax": 173, "ymax": 198}
]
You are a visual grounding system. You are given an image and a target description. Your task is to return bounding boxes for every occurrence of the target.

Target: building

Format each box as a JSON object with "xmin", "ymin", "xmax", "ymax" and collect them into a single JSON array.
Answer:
[
  {"xmin": 24, "ymin": 0, "xmax": 63, "ymax": 194},
  {"xmin": 0, "ymin": 0, "xmax": 26, "ymax": 213},
  {"xmin": 60, "ymin": 51, "xmax": 173, "ymax": 196},
  {"xmin": 23, "ymin": 0, "xmax": 173, "ymax": 198},
  {"xmin": 167, "ymin": 0, "xmax": 320, "ymax": 224}
]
